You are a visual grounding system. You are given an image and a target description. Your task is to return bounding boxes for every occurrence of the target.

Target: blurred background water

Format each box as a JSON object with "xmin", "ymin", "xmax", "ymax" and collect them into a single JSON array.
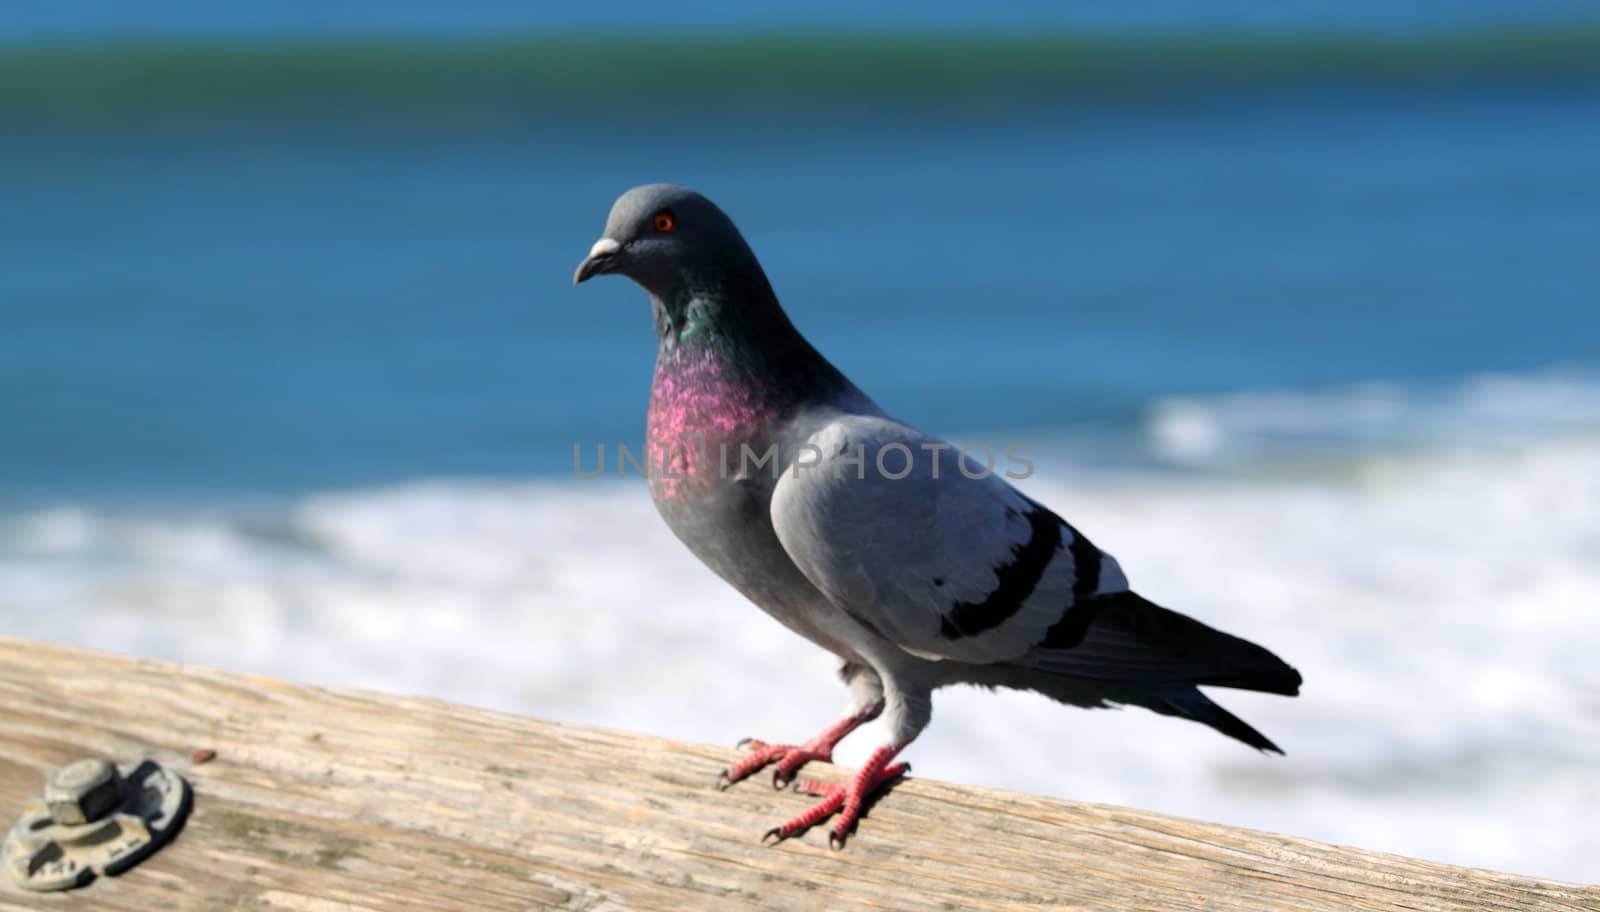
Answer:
[{"xmin": 2, "ymin": 2, "xmax": 1597, "ymax": 883}]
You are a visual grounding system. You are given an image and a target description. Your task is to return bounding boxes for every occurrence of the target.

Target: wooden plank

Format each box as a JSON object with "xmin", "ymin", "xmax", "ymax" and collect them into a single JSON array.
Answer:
[{"xmin": 0, "ymin": 637, "xmax": 1591, "ymax": 911}]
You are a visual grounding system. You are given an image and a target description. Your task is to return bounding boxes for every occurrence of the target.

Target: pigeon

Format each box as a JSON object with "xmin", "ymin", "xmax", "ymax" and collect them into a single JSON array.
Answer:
[{"xmin": 573, "ymin": 184, "xmax": 1301, "ymax": 849}]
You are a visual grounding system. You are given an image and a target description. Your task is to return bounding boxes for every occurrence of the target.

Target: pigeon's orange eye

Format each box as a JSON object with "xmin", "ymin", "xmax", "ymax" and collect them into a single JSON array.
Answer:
[{"xmin": 652, "ymin": 211, "xmax": 675, "ymax": 233}]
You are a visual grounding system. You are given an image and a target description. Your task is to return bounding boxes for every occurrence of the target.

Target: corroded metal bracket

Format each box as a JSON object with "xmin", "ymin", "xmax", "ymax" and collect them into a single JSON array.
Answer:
[{"xmin": 3, "ymin": 758, "xmax": 191, "ymax": 891}]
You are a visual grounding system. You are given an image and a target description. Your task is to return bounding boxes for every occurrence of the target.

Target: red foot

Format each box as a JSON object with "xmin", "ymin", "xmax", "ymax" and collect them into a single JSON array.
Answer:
[
  {"xmin": 717, "ymin": 702, "xmax": 882, "ymax": 790},
  {"xmin": 761, "ymin": 745, "xmax": 909, "ymax": 849},
  {"xmin": 718, "ymin": 739, "xmax": 831, "ymax": 790}
]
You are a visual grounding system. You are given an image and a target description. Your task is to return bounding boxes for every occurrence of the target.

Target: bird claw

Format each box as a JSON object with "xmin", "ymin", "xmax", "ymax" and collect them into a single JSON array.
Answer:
[
  {"xmin": 715, "ymin": 769, "xmax": 732, "ymax": 791},
  {"xmin": 721, "ymin": 708, "xmax": 884, "ymax": 799},
  {"xmin": 760, "ymin": 827, "xmax": 788, "ymax": 846},
  {"xmin": 756, "ymin": 747, "xmax": 908, "ymax": 850},
  {"xmin": 718, "ymin": 740, "xmax": 828, "ymax": 791}
]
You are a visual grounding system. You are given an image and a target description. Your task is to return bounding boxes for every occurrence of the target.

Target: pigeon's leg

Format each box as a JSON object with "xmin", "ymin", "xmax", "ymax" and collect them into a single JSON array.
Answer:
[
  {"xmin": 718, "ymin": 661, "xmax": 883, "ymax": 790},
  {"xmin": 763, "ymin": 744, "xmax": 909, "ymax": 850},
  {"xmin": 761, "ymin": 676, "xmax": 927, "ymax": 849},
  {"xmin": 719, "ymin": 699, "xmax": 884, "ymax": 790}
]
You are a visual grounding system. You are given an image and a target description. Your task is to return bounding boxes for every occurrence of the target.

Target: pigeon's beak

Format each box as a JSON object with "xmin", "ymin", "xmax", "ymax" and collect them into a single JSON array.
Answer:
[{"xmin": 573, "ymin": 238, "xmax": 622, "ymax": 285}]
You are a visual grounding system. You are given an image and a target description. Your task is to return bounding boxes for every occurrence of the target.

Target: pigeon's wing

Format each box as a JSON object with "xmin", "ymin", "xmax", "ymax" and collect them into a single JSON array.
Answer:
[{"xmin": 770, "ymin": 414, "xmax": 1127, "ymax": 664}]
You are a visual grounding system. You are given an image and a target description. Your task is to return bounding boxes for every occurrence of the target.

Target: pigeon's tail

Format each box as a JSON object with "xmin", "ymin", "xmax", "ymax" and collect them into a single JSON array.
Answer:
[
  {"xmin": 1031, "ymin": 590, "xmax": 1301, "ymax": 752},
  {"xmin": 1136, "ymin": 686, "xmax": 1284, "ymax": 754}
]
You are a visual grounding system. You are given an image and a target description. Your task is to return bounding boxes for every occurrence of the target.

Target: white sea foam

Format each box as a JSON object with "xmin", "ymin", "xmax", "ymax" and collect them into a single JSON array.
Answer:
[
  {"xmin": 1148, "ymin": 365, "xmax": 1600, "ymax": 466},
  {"xmin": 2, "ymin": 374, "xmax": 1597, "ymax": 883}
]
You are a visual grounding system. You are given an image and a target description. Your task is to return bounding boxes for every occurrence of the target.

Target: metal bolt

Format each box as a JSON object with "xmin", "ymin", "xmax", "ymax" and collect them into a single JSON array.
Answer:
[
  {"xmin": 43, "ymin": 759, "xmax": 122, "ymax": 825},
  {"xmin": 7, "ymin": 759, "xmax": 190, "ymax": 892}
]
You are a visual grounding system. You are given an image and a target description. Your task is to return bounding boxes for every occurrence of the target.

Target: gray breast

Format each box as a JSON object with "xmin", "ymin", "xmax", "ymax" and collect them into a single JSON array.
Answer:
[{"xmin": 653, "ymin": 469, "xmax": 861, "ymax": 659}]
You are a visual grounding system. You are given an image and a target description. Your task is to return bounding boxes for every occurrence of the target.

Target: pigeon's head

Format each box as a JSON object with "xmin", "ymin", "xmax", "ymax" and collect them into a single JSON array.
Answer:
[{"xmin": 572, "ymin": 184, "xmax": 759, "ymax": 299}]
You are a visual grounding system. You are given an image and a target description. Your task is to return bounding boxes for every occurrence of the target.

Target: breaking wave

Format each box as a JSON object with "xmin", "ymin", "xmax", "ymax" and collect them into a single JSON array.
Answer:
[{"xmin": 1146, "ymin": 365, "xmax": 1600, "ymax": 467}]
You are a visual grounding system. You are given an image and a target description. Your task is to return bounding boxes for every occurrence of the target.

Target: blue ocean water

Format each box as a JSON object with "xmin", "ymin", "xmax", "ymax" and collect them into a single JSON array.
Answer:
[
  {"xmin": 4, "ymin": 72, "xmax": 1598, "ymax": 497},
  {"xmin": 3, "ymin": 6, "xmax": 1599, "ymax": 883}
]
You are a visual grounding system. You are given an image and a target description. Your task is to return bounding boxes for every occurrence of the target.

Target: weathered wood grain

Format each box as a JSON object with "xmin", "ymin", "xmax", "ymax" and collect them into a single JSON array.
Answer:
[{"xmin": 0, "ymin": 637, "xmax": 1591, "ymax": 911}]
